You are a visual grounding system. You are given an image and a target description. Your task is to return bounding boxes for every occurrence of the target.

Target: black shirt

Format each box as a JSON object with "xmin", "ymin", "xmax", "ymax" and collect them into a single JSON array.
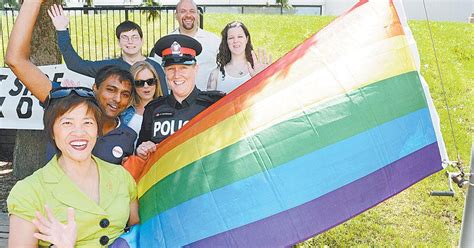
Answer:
[{"xmin": 137, "ymin": 87, "xmax": 224, "ymax": 146}]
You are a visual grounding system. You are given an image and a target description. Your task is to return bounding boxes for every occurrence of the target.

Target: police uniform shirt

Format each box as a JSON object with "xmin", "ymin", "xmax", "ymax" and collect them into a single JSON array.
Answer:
[{"xmin": 137, "ymin": 87, "xmax": 224, "ymax": 146}]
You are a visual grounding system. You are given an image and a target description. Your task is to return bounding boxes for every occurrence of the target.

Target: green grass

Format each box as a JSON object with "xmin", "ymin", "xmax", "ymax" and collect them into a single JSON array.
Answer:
[
  {"xmin": 1, "ymin": 11, "xmax": 473, "ymax": 246},
  {"xmin": 206, "ymin": 14, "xmax": 474, "ymax": 247}
]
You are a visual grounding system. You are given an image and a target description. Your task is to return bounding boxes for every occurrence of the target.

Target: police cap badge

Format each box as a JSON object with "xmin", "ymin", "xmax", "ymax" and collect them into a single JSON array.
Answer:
[{"xmin": 153, "ymin": 34, "xmax": 202, "ymax": 67}]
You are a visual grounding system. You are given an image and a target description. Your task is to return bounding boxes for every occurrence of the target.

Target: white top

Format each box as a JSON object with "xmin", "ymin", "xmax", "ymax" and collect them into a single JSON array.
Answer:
[
  {"xmin": 127, "ymin": 113, "xmax": 143, "ymax": 146},
  {"xmin": 216, "ymin": 70, "xmax": 251, "ymax": 93},
  {"xmin": 155, "ymin": 28, "xmax": 220, "ymax": 91}
]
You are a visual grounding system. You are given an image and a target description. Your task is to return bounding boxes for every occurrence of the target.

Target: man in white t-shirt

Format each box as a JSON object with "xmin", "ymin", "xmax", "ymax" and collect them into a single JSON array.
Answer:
[{"xmin": 155, "ymin": 0, "xmax": 220, "ymax": 90}]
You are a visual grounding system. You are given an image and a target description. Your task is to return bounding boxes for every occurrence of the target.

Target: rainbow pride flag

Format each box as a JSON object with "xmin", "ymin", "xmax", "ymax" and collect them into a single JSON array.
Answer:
[{"xmin": 113, "ymin": 0, "xmax": 447, "ymax": 246}]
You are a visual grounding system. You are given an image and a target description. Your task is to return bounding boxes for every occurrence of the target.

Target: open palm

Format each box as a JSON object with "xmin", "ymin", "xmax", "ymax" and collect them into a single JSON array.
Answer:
[
  {"xmin": 32, "ymin": 206, "xmax": 77, "ymax": 248},
  {"xmin": 47, "ymin": 4, "xmax": 69, "ymax": 31}
]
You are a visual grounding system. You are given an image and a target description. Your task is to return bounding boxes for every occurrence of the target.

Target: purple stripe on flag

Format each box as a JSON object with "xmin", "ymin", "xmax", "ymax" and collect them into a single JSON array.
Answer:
[{"xmin": 186, "ymin": 142, "xmax": 442, "ymax": 247}]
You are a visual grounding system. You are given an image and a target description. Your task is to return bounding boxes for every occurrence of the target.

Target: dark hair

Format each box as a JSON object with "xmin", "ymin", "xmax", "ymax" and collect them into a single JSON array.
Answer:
[
  {"xmin": 116, "ymin": 20, "xmax": 143, "ymax": 39},
  {"xmin": 216, "ymin": 21, "xmax": 254, "ymax": 79},
  {"xmin": 43, "ymin": 94, "xmax": 103, "ymax": 156},
  {"xmin": 95, "ymin": 65, "xmax": 134, "ymax": 89}
]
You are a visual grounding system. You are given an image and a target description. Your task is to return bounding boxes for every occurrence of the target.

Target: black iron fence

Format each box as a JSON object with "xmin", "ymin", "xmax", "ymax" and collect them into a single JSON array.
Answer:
[
  {"xmin": 0, "ymin": 5, "xmax": 203, "ymax": 67},
  {"xmin": 201, "ymin": 4, "xmax": 322, "ymax": 15},
  {"xmin": 1, "ymin": 4, "xmax": 322, "ymax": 67}
]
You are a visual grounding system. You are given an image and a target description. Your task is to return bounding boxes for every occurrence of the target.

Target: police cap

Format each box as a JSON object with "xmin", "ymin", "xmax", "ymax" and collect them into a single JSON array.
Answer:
[{"xmin": 154, "ymin": 34, "xmax": 202, "ymax": 67}]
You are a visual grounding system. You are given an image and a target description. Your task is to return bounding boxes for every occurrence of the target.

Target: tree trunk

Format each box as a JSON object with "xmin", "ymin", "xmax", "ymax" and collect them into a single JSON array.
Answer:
[{"xmin": 13, "ymin": 0, "xmax": 62, "ymax": 179}]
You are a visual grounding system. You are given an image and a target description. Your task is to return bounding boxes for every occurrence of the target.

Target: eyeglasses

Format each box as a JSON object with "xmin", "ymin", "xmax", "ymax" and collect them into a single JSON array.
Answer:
[
  {"xmin": 44, "ymin": 87, "xmax": 97, "ymax": 108},
  {"xmin": 134, "ymin": 78, "xmax": 157, "ymax": 88},
  {"xmin": 120, "ymin": 35, "xmax": 141, "ymax": 43}
]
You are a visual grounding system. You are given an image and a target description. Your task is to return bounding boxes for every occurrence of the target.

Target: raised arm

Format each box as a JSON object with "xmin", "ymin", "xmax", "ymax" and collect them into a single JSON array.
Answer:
[
  {"xmin": 5, "ymin": 0, "xmax": 52, "ymax": 103},
  {"xmin": 48, "ymin": 4, "xmax": 112, "ymax": 78}
]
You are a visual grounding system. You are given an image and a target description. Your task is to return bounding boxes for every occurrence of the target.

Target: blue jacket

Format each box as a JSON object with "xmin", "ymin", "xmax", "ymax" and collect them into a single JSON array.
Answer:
[{"xmin": 57, "ymin": 30, "xmax": 169, "ymax": 96}]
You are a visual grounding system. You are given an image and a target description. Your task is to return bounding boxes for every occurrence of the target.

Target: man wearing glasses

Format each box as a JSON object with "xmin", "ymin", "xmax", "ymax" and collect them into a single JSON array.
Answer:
[
  {"xmin": 6, "ymin": 1, "xmax": 137, "ymax": 165},
  {"xmin": 47, "ymin": 4, "xmax": 169, "ymax": 96}
]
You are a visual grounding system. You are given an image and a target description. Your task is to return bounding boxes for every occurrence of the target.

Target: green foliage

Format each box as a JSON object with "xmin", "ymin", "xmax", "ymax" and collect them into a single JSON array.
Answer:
[
  {"xmin": 276, "ymin": 0, "xmax": 292, "ymax": 9},
  {"xmin": 1, "ymin": 0, "xmax": 18, "ymax": 8},
  {"xmin": 141, "ymin": 0, "xmax": 161, "ymax": 21}
]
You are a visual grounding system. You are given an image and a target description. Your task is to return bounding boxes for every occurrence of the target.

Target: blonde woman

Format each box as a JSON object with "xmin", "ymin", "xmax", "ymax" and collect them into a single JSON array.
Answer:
[{"xmin": 121, "ymin": 61, "xmax": 164, "ymax": 139}]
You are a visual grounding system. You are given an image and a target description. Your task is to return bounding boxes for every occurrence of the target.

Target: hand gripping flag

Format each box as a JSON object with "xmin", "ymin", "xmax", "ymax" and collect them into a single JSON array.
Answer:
[{"xmin": 113, "ymin": 0, "xmax": 447, "ymax": 247}]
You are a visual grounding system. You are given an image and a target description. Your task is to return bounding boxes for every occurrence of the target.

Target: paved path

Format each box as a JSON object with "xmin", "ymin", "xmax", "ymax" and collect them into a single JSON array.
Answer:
[{"xmin": 0, "ymin": 213, "xmax": 8, "ymax": 248}]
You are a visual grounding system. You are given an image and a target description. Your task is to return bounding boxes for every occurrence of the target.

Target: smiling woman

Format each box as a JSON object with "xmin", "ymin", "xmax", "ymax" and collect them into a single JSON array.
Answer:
[
  {"xmin": 7, "ymin": 88, "xmax": 139, "ymax": 247},
  {"xmin": 207, "ymin": 21, "xmax": 272, "ymax": 93}
]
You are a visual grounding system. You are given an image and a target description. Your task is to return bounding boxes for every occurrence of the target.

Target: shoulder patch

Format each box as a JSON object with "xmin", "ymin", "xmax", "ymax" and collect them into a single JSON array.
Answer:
[
  {"xmin": 196, "ymin": 90, "xmax": 226, "ymax": 104},
  {"xmin": 145, "ymin": 95, "xmax": 167, "ymax": 109}
]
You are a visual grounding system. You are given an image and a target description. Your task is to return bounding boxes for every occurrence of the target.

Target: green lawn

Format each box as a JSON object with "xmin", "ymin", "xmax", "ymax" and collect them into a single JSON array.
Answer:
[
  {"xmin": 208, "ymin": 14, "xmax": 473, "ymax": 247},
  {"xmin": 1, "ymin": 11, "xmax": 473, "ymax": 246}
]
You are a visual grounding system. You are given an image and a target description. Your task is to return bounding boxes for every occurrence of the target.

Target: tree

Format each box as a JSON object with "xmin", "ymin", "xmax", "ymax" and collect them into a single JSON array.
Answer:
[
  {"xmin": 13, "ymin": 0, "xmax": 62, "ymax": 179},
  {"xmin": 276, "ymin": 0, "xmax": 292, "ymax": 9},
  {"xmin": 1, "ymin": 0, "xmax": 19, "ymax": 8}
]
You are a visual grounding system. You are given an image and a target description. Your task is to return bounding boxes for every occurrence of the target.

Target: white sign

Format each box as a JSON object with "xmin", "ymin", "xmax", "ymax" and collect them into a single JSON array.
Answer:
[{"xmin": 0, "ymin": 64, "xmax": 94, "ymax": 130}]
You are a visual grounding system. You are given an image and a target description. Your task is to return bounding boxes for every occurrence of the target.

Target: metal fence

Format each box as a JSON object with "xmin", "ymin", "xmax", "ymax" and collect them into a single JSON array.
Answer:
[
  {"xmin": 1, "ymin": 4, "xmax": 323, "ymax": 67},
  {"xmin": 0, "ymin": 6, "xmax": 203, "ymax": 67},
  {"xmin": 201, "ymin": 4, "xmax": 322, "ymax": 15}
]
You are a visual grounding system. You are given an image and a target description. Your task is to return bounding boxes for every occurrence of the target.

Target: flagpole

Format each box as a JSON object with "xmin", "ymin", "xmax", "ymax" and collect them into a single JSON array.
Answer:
[{"xmin": 459, "ymin": 143, "xmax": 474, "ymax": 247}]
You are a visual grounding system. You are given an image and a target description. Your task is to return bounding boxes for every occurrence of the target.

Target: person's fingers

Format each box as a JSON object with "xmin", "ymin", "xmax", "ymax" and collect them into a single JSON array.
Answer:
[
  {"xmin": 32, "ymin": 218, "xmax": 51, "ymax": 236},
  {"xmin": 33, "ymin": 233, "xmax": 53, "ymax": 243},
  {"xmin": 247, "ymin": 62, "xmax": 255, "ymax": 75},
  {"xmin": 35, "ymin": 211, "xmax": 51, "ymax": 228},
  {"xmin": 47, "ymin": 8, "xmax": 54, "ymax": 19},
  {"xmin": 67, "ymin": 207, "xmax": 75, "ymax": 225},
  {"xmin": 59, "ymin": 5, "xmax": 67, "ymax": 17},
  {"xmin": 250, "ymin": 51, "xmax": 257, "ymax": 68},
  {"xmin": 144, "ymin": 141, "xmax": 156, "ymax": 152},
  {"xmin": 149, "ymin": 143, "xmax": 157, "ymax": 152},
  {"xmin": 52, "ymin": 4, "xmax": 60, "ymax": 16},
  {"xmin": 258, "ymin": 48, "xmax": 264, "ymax": 63},
  {"xmin": 263, "ymin": 48, "xmax": 270, "ymax": 64},
  {"xmin": 44, "ymin": 205, "xmax": 57, "ymax": 224}
]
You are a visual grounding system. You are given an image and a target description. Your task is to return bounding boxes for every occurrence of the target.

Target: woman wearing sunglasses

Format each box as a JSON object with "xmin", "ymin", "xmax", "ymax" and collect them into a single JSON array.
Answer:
[
  {"xmin": 207, "ymin": 21, "xmax": 272, "ymax": 93},
  {"xmin": 121, "ymin": 61, "xmax": 163, "ymax": 141},
  {"xmin": 7, "ymin": 87, "xmax": 139, "ymax": 247}
]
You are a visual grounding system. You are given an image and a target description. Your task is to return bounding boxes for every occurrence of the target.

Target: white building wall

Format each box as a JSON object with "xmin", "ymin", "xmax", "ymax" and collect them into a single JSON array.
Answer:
[
  {"xmin": 322, "ymin": 0, "xmax": 473, "ymax": 22},
  {"xmin": 71, "ymin": 0, "xmax": 473, "ymax": 22}
]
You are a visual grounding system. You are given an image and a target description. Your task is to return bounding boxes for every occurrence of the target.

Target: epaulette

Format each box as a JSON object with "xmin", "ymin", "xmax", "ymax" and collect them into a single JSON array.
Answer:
[
  {"xmin": 196, "ymin": 90, "xmax": 226, "ymax": 104},
  {"xmin": 145, "ymin": 95, "xmax": 167, "ymax": 109}
]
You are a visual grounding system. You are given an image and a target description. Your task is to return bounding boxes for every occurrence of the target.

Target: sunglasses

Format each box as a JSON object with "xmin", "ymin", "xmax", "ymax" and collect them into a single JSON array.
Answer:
[
  {"xmin": 44, "ymin": 87, "xmax": 97, "ymax": 108},
  {"xmin": 134, "ymin": 78, "xmax": 157, "ymax": 88},
  {"xmin": 228, "ymin": 21, "xmax": 243, "ymax": 28}
]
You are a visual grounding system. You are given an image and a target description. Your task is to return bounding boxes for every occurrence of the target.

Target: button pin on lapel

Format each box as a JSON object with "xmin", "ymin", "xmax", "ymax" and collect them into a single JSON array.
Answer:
[{"xmin": 112, "ymin": 146, "xmax": 124, "ymax": 159}]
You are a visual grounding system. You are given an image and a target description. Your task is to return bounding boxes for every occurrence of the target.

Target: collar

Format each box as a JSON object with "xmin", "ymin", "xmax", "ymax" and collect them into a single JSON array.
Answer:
[
  {"xmin": 168, "ymin": 87, "xmax": 199, "ymax": 109},
  {"xmin": 41, "ymin": 155, "xmax": 121, "ymax": 214},
  {"xmin": 173, "ymin": 28, "xmax": 204, "ymax": 39},
  {"xmin": 116, "ymin": 117, "xmax": 122, "ymax": 128}
]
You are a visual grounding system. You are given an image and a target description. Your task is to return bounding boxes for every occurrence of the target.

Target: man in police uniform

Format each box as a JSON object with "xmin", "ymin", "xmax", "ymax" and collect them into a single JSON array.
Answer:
[{"xmin": 136, "ymin": 34, "xmax": 224, "ymax": 160}]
